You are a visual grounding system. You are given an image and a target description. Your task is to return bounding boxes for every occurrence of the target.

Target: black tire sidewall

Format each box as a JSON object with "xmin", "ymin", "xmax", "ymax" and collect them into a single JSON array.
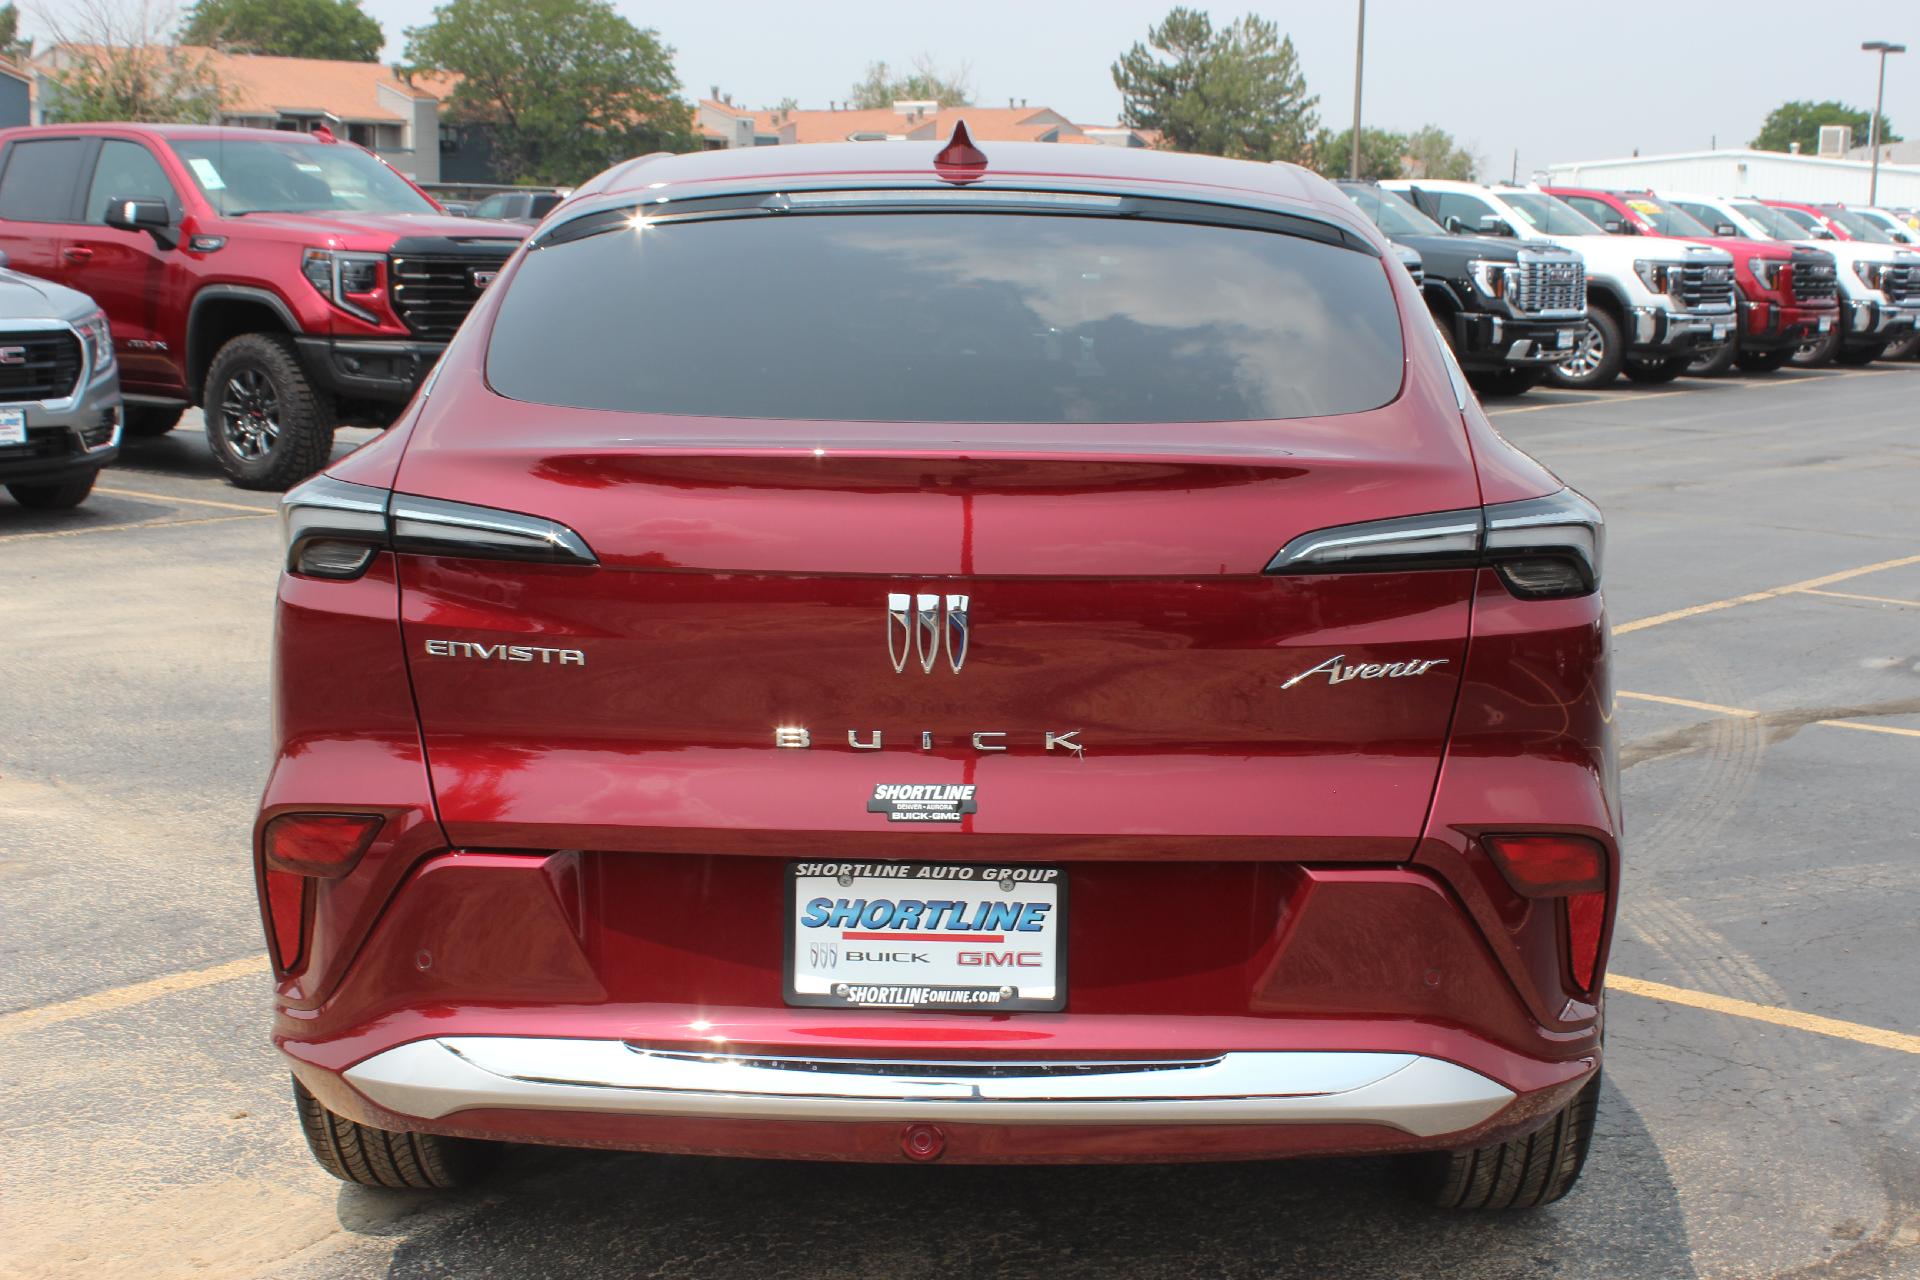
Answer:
[
  {"xmin": 203, "ymin": 334, "xmax": 334, "ymax": 491},
  {"xmin": 6, "ymin": 471, "xmax": 99, "ymax": 508},
  {"xmin": 122, "ymin": 404, "xmax": 185, "ymax": 437}
]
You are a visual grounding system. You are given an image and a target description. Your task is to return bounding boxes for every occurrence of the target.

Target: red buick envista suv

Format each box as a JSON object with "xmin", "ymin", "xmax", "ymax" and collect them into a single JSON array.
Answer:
[{"xmin": 260, "ymin": 135, "xmax": 1619, "ymax": 1209}]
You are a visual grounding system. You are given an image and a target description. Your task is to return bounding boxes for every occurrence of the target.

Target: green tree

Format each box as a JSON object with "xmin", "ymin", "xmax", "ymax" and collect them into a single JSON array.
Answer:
[
  {"xmin": 181, "ymin": 0, "xmax": 384, "ymax": 61},
  {"xmin": 0, "ymin": 4, "xmax": 30, "ymax": 59},
  {"xmin": 1403, "ymin": 125, "xmax": 1476, "ymax": 180},
  {"xmin": 40, "ymin": 0, "xmax": 225, "ymax": 123},
  {"xmin": 405, "ymin": 0, "xmax": 692, "ymax": 185},
  {"xmin": 849, "ymin": 55, "xmax": 972, "ymax": 109},
  {"xmin": 1311, "ymin": 126, "xmax": 1405, "ymax": 180},
  {"xmin": 1752, "ymin": 100, "xmax": 1899, "ymax": 153},
  {"xmin": 1112, "ymin": 7, "xmax": 1318, "ymax": 161}
]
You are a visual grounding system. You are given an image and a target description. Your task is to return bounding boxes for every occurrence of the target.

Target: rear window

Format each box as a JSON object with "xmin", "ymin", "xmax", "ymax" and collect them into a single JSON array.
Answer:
[{"xmin": 486, "ymin": 210, "xmax": 1404, "ymax": 423}]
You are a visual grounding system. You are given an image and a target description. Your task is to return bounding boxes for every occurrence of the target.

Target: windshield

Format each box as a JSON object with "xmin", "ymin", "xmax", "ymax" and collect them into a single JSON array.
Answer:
[
  {"xmin": 489, "ymin": 210, "xmax": 1406, "ymax": 423},
  {"xmin": 1338, "ymin": 184, "xmax": 1446, "ymax": 237},
  {"xmin": 1501, "ymin": 192, "xmax": 1606, "ymax": 236},
  {"xmin": 168, "ymin": 137, "xmax": 437, "ymax": 216},
  {"xmin": 1733, "ymin": 202, "xmax": 1809, "ymax": 241},
  {"xmin": 1622, "ymin": 196, "xmax": 1713, "ymax": 238},
  {"xmin": 1820, "ymin": 207, "xmax": 1895, "ymax": 244},
  {"xmin": 1672, "ymin": 200, "xmax": 1749, "ymax": 238}
]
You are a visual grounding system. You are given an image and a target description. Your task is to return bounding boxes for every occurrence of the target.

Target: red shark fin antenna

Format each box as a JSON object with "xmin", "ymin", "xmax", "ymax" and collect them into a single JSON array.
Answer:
[{"xmin": 933, "ymin": 119, "xmax": 988, "ymax": 178}]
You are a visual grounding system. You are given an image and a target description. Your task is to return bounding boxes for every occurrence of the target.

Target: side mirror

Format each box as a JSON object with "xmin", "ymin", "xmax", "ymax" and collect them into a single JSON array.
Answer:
[
  {"xmin": 1443, "ymin": 214, "xmax": 1466, "ymax": 234},
  {"xmin": 1475, "ymin": 215, "xmax": 1510, "ymax": 237},
  {"xmin": 1715, "ymin": 223, "xmax": 1738, "ymax": 236},
  {"xmin": 1809, "ymin": 225, "xmax": 1835, "ymax": 240},
  {"xmin": 105, "ymin": 197, "xmax": 177, "ymax": 247}
]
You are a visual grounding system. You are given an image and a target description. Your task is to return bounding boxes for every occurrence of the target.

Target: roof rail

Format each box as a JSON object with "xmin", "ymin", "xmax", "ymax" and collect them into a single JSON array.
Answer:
[{"xmin": 573, "ymin": 151, "xmax": 674, "ymax": 198}]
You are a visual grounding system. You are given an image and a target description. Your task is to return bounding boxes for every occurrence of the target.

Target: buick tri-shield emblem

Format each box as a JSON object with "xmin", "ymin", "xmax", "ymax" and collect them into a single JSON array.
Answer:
[{"xmin": 887, "ymin": 593, "xmax": 969, "ymax": 674}]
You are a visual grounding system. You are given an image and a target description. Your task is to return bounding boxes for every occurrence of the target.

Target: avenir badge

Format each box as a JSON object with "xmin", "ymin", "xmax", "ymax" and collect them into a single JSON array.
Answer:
[{"xmin": 868, "ymin": 783, "xmax": 978, "ymax": 823}]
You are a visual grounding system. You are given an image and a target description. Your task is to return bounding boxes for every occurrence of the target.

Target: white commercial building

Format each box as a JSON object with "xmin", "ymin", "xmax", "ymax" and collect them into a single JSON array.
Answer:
[{"xmin": 1542, "ymin": 150, "xmax": 1920, "ymax": 207}]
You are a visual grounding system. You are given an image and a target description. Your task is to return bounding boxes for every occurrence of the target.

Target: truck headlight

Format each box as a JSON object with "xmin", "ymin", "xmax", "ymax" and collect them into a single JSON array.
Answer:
[
  {"xmin": 300, "ymin": 248, "xmax": 386, "ymax": 323},
  {"xmin": 1633, "ymin": 259, "xmax": 1683, "ymax": 295},
  {"xmin": 1852, "ymin": 261, "xmax": 1887, "ymax": 292},
  {"xmin": 76, "ymin": 309, "xmax": 114, "ymax": 376},
  {"xmin": 1467, "ymin": 259, "xmax": 1517, "ymax": 301},
  {"xmin": 1750, "ymin": 257, "xmax": 1788, "ymax": 290}
]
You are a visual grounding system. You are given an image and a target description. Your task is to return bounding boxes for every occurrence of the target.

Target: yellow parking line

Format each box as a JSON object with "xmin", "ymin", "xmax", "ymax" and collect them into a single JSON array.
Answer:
[
  {"xmin": 1618, "ymin": 690, "xmax": 1920, "ymax": 739},
  {"xmin": 0, "ymin": 955, "xmax": 268, "ymax": 1038},
  {"xmin": 1614, "ymin": 552, "xmax": 1920, "ymax": 634},
  {"xmin": 1486, "ymin": 387, "xmax": 1696, "ymax": 416},
  {"xmin": 1610, "ymin": 975, "xmax": 1920, "ymax": 1055},
  {"xmin": 95, "ymin": 486, "xmax": 275, "ymax": 514},
  {"xmin": 1794, "ymin": 587, "xmax": 1920, "ymax": 608},
  {"xmin": 0, "ymin": 513, "xmax": 267, "ymax": 543}
]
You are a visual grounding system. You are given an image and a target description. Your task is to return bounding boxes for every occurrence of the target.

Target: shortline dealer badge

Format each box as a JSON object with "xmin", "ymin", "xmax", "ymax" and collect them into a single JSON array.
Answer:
[{"xmin": 868, "ymin": 783, "xmax": 977, "ymax": 823}]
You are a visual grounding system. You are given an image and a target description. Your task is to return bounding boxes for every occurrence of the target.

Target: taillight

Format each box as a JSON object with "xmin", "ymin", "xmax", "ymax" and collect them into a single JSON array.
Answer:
[
  {"xmin": 280, "ymin": 474, "xmax": 597, "ymax": 579},
  {"xmin": 1265, "ymin": 487, "xmax": 1603, "ymax": 600},
  {"xmin": 1483, "ymin": 833, "xmax": 1611, "ymax": 996},
  {"xmin": 263, "ymin": 812, "xmax": 383, "ymax": 877}
]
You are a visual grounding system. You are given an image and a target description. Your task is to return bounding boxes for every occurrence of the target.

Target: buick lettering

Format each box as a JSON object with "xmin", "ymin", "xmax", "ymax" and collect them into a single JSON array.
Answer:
[{"xmin": 259, "ymin": 131, "xmax": 1618, "ymax": 1210}]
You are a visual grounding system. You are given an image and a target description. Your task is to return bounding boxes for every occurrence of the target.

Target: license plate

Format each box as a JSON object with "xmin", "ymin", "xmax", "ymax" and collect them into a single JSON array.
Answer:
[
  {"xmin": 1818, "ymin": 316, "xmax": 1833, "ymax": 332},
  {"xmin": 1711, "ymin": 324, "xmax": 1731, "ymax": 341},
  {"xmin": 0, "ymin": 409, "xmax": 23, "ymax": 447},
  {"xmin": 786, "ymin": 861, "xmax": 1066, "ymax": 1011},
  {"xmin": 1556, "ymin": 330, "xmax": 1577, "ymax": 348}
]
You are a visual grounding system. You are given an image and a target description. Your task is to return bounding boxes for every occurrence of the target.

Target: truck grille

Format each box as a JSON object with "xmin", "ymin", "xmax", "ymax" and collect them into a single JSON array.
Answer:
[
  {"xmin": 1513, "ymin": 257, "xmax": 1585, "ymax": 315},
  {"xmin": 1679, "ymin": 263, "xmax": 1737, "ymax": 312},
  {"xmin": 0, "ymin": 331, "xmax": 82, "ymax": 403},
  {"xmin": 1883, "ymin": 263, "xmax": 1920, "ymax": 305},
  {"xmin": 1788, "ymin": 260, "xmax": 1838, "ymax": 304},
  {"xmin": 388, "ymin": 248, "xmax": 516, "ymax": 341}
]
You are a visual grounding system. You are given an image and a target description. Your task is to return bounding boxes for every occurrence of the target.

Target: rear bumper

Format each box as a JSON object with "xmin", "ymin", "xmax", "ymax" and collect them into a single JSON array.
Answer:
[{"xmin": 343, "ymin": 1040, "xmax": 1515, "ymax": 1137}]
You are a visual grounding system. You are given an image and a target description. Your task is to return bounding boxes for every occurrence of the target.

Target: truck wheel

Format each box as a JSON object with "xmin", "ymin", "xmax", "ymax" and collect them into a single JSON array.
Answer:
[
  {"xmin": 1408, "ymin": 1072, "xmax": 1600, "ymax": 1210},
  {"xmin": 122, "ymin": 405, "xmax": 185, "ymax": 438},
  {"xmin": 1622, "ymin": 356, "xmax": 1688, "ymax": 384},
  {"xmin": 1736, "ymin": 349, "xmax": 1790, "ymax": 373},
  {"xmin": 1885, "ymin": 332, "xmax": 1920, "ymax": 361},
  {"xmin": 293, "ymin": 1076, "xmax": 492, "ymax": 1189},
  {"xmin": 6, "ymin": 473, "xmax": 98, "ymax": 509},
  {"xmin": 204, "ymin": 333, "xmax": 335, "ymax": 491},
  {"xmin": 1687, "ymin": 340, "xmax": 1738, "ymax": 377},
  {"xmin": 1548, "ymin": 310, "xmax": 1624, "ymax": 389},
  {"xmin": 1834, "ymin": 342, "xmax": 1888, "ymax": 366},
  {"xmin": 1791, "ymin": 326, "xmax": 1840, "ymax": 368},
  {"xmin": 1465, "ymin": 368, "xmax": 1544, "ymax": 398}
]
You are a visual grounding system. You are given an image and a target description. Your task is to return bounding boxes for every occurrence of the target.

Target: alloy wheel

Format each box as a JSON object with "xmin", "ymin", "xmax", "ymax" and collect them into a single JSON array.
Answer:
[
  {"xmin": 1557, "ymin": 319, "xmax": 1606, "ymax": 380},
  {"xmin": 219, "ymin": 367, "xmax": 281, "ymax": 461}
]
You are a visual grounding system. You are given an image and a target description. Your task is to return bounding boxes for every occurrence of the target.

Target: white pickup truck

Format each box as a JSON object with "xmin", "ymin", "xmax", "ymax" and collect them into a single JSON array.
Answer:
[{"xmin": 1383, "ymin": 180, "xmax": 1737, "ymax": 389}]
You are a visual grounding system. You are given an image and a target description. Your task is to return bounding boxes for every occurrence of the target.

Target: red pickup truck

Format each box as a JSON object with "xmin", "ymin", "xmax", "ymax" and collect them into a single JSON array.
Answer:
[
  {"xmin": 1542, "ymin": 187, "xmax": 1838, "ymax": 374},
  {"xmin": 0, "ymin": 124, "xmax": 528, "ymax": 488}
]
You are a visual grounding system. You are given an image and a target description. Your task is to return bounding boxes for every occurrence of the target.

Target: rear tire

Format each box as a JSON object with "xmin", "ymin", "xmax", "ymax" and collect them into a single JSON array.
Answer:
[
  {"xmin": 1622, "ymin": 355, "xmax": 1688, "ymax": 384},
  {"xmin": 1834, "ymin": 342, "xmax": 1888, "ymax": 366},
  {"xmin": 122, "ymin": 404, "xmax": 185, "ymax": 437},
  {"xmin": 1409, "ymin": 1072, "xmax": 1600, "ymax": 1210},
  {"xmin": 1735, "ymin": 348, "xmax": 1790, "ymax": 373},
  {"xmin": 203, "ymin": 333, "xmax": 334, "ymax": 491},
  {"xmin": 1465, "ymin": 367, "xmax": 1544, "ymax": 398},
  {"xmin": 1791, "ymin": 325, "xmax": 1840, "ymax": 368},
  {"xmin": 292, "ymin": 1075, "xmax": 492, "ymax": 1190},
  {"xmin": 1687, "ymin": 340, "xmax": 1738, "ymax": 377},
  {"xmin": 6, "ymin": 472, "xmax": 98, "ymax": 509},
  {"xmin": 1547, "ymin": 309, "xmax": 1624, "ymax": 390}
]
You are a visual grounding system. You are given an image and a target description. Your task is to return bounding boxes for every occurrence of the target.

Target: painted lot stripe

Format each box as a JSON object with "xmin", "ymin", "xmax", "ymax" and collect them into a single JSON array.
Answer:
[
  {"xmin": 95, "ymin": 485, "xmax": 275, "ymax": 514},
  {"xmin": 1614, "ymin": 552, "xmax": 1920, "ymax": 634},
  {"xmin": 1619, "ymin": 689, "xmax": 1920, "ymax": 739},
  {"xmin": 0, "ymin": 512, "xmax": 267, "ymax": 543},
  {"xmin": 1794, "ymin": 587, "xmax": 1920, "ymax": 608},
  {"xmin": 1611, "ymin": 974, "xmax": 1920, "ymax": 1055},
  {"xmin": 0, "ymin": 955, "xmax": 268, "ymax": 1038}
]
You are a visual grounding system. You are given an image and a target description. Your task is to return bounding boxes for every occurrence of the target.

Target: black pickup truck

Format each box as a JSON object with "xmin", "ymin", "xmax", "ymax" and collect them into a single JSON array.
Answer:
[{"xmin": 1338, "ymin": 181, "xmax": 1588, "ymax": 396}]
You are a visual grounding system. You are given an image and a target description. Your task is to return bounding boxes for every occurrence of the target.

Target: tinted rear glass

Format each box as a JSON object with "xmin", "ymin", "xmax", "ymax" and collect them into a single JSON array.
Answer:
[
  {"xmin": 0, "ymin": 139, "xmax": 90, "ymax": 222},
  {"xmin": 487, "ymin": 211, "xmax": 1404, "ymax": 422}
]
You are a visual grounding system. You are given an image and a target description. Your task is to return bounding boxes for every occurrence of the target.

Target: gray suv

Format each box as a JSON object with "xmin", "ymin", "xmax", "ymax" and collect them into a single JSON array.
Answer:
[{"xmin": 0, "ymin": 264, "xmax": 121, "ymax": 508}]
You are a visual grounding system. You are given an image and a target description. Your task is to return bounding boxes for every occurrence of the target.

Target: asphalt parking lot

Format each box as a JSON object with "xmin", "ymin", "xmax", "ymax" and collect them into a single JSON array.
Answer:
[{"xmin": 3, "ymin": 364, "xmax": 1918, "ymax": 1279}]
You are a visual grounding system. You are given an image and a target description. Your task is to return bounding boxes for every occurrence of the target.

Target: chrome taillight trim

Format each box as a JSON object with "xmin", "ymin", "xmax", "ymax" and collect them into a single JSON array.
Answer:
[
  {"xmin": 280, "ymin": 476, "xmax": 598, "ymax": 577},
  {"xmin": 1265, "ymin": 488, "xmax": 1603, "ymax": 599}
]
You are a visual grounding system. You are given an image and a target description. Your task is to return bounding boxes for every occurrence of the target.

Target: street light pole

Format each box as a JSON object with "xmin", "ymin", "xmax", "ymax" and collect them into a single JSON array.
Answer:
[
  {"xmin": 1349, "ymin": 0, "xmax": 1366, "ymax": 180},
  {"xmin": 1861, "ymin": 40, "xmax": 1906, "ymax": 206}
]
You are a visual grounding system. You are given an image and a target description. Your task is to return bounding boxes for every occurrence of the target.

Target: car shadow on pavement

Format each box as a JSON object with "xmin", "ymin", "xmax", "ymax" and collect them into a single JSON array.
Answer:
[
  {"xmin": 113, "ymin": 422, "xmax": 379, "ymax": 483},
  {"xmin": 341, "ymin": 1078, "xmax": 1695, "ymax": 1279}
]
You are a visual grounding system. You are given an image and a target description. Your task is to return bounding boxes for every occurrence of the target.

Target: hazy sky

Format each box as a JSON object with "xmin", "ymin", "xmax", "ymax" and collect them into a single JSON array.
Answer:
[{"xmin": 116, "ymin": 1, "xmax": 1920, "ymax": 177}]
